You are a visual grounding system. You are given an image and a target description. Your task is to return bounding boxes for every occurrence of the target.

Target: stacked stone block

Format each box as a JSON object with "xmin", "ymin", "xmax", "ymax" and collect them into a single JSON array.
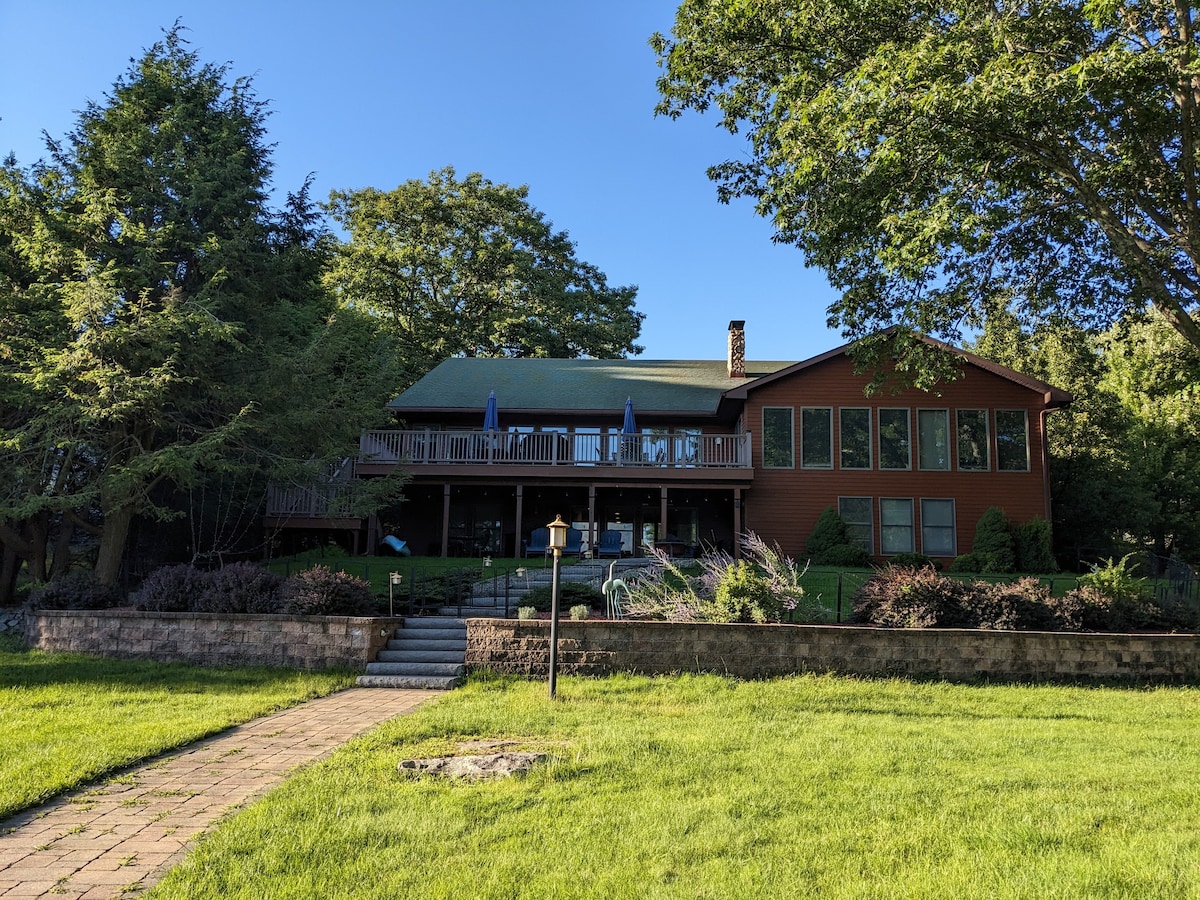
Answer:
[
  {"xmin": 26, "ymin": 610, "xmax": 405, "ymax": 670},
  {"xmin": 466, "ymin": 620, "xmax": 1200, "ymax": 683}
]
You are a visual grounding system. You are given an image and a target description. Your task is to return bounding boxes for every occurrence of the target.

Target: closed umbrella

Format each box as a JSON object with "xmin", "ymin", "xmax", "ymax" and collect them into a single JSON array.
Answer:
[
  {"xmin": 483, "ymin": 391, "xmax": 499, "ymax": 432},
  {"xmin": 621, "ymin": 397, "xmax": 639, "ymax": 462},
  {"xmin": 482, "ymin": 391, "xmax": 500, "ymax": 462}
]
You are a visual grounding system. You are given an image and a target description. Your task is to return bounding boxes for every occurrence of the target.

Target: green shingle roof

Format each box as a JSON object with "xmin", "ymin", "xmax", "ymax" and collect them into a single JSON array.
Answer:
[{"xmin": 389, "ymin": 358, "xmax": 795, "ymax": 415}]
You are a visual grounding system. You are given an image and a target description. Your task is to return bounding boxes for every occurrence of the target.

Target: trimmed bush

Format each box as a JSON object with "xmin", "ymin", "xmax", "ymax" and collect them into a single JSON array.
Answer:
[
  {"xmin": 820, "ymin": 544, "xmax": 874, "ymax": 568},
  {"xmin": 198, "ymin": 563, "xmax": 284, "ymax": 614},
  {"xmin": 136, "ymin": 565, "xmax": 209, "ymax": 612},
  {"xmin": 1013, "ymin": 518, "xmax": 1058, "ymax": 573},
  {"xmin": 972, "ymin": 577, "xmax": 1057, "ymax": 631},
  {"xmin": 280, "ymin": 566, "xmax": 374, "ymax": 616},
  {"xmin": 970, "ymin": 507, "xmax": 1017, "ymax": 573},
  {"xmin": 29, "ymin": 572, "xmax": 124, "ymax": 611},
  {"xmin": 888, "ymin": 552, "xmax": 938, "ymax": 570},
  {"xmin": 806, "ymin": 508, "xmax": 849, "ymax": 557},
  {"xmin": 712, "ymin": 560, "xmax": 781, "ymax": 624},
  {"xmin": 805, "ymin": 508, "xmax": 873, "ymax": 567},
  {"xmin": 852, "ymin": 566, "xmax": 974, "ymax": 628}
]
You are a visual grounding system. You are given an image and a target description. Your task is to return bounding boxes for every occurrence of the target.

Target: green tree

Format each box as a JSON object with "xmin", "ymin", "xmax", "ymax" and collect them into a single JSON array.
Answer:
[
  {"xmin": 973, "ymin": 314, "xmax": 1153, "ymax": 566},
  {"xmin": 1099, "ymin": 317, "xmax": 1200, "ymax": 562},
  {"xmin": 325, "ymin": 167, "xmax": 644, "ymax": 388},
  {"xmin": 653, "ymin": 0, "xmax": 1200, "ymax": 377},
  {"xmin": 0, "ymin": 29, "xmax": 400, "ymax": 590}
]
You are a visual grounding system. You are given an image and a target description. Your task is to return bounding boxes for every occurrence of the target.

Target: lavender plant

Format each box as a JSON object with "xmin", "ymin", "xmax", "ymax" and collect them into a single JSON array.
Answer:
[{"xmin": 623, "ymin": 532, "xmax": 832, "ymax": 624}]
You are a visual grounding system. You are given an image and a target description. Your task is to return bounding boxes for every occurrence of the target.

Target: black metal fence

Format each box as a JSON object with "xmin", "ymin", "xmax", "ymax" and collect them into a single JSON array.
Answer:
[
  {"xmin": 793, "ymin": 567, "xmax": 1200, "ymax": 625},
  {"xmin": 273, "ymin": 555, "xmax": 1199, "ymax": 624}
]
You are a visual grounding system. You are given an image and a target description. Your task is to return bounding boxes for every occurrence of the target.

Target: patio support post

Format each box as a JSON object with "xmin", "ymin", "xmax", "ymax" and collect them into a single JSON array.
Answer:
[
  {"xmin": 441, "ymin": 484, "xmax": 451, "ymax": 558},
  {"xmin": 660, "ymin": 487, "xmax": 668, "ymax": 544},
  {"xmin": 733, "ymin": 489, "xmax": 742, "ymax": 559},
  {"xmin": 587, "ymin": 485, "xmax": 596, "ymax": 555},
  {"xmin": 515, "ymin": 485, "xmax": 524, "ymax": 554}
]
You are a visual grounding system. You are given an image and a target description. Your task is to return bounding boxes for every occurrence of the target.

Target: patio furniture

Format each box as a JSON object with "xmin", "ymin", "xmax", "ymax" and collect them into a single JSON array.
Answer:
[
  {"xmin": 596, "ymin": 530, "xmax": 624, "ymax": 559},
  {"xmin": 524, "ymin": 527, "xmax": 550, "ymax": 557}
]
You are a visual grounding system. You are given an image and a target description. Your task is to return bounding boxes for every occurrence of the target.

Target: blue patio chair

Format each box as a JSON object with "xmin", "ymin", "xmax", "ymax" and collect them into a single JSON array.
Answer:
[
  {"xmin": 524, "ymin": 527, "xmax": 550, "ymax": 557},
  {"xmin": 563, "ymin": 527, "xmax": 583, "ymax": 557},
  {"xmin": 596, "ymin": 529, "xmax": 624, "ymax": 559}
]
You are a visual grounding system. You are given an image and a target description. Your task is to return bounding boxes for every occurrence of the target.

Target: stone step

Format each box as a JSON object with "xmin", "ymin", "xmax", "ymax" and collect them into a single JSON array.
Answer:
[
  {"xmin": 376, "ymin": 649, "xmax": 464, "ymax": 664},
  {"xmin": 401, "ymin": 616, "xmax": 466, "ymax": 629},
  {"xmin": 385, "ymin": 637, "xmax": 467, "ymax": 652},
  {"xmin": 365, "ymin": 661, "xmax": 464, "ymax": 677},
  {"xmin": 438, "ymin": 606, "xmax": 509, "ymax": 618},
  {"xmin": 356, "ymin": 674, "xmax": 462, "ymax": 690}
]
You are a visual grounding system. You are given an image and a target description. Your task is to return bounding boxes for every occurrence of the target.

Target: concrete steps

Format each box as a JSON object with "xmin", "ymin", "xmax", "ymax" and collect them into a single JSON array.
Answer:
[{"xmin": 356, "ymin": 617, "xmax": 467, "ymax": 690}]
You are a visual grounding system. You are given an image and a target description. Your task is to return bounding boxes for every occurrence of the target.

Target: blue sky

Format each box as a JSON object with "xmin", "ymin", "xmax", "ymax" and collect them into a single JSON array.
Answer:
[{"xmin": 1, "ymin": 0, "xmax": 845, "ymax": 361}]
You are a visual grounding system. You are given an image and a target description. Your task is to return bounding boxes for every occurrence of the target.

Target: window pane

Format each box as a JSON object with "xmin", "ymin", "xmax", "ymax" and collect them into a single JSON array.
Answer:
[
  {"xmin": 801, "ymin": 407, "xmax": 833, "ymax": 468},
  {"xmin": 921, "ymin": 499, "xmax": 957, "ymax": 556},
  {"xmin": 763, "ymin": 408, "xmax": 794, "ymax": 468},
  {"xmin": 880, "ymin": 499, "xmax": 914, "ymax": 554},
  {"xmin": 879, "ymin": 409, "xmax": 910, "ymax": 470},
  {"xmin": 956, "ymin": 409, "xmax": 989, "ymax": 471},
  {"xmin": 917, "ymin": 409, "xmax": 949, "ymax": 470},
  {"xmin": 996, "ymin": 410, "xmax": 1029, "ymax": 471},
  {"xmin": 840, "ymin": 408, "xmax": 871, "ymax": 469},
  {"xmin": 839, "ymin": 496, "xmax": 873, "ymax": 553}
]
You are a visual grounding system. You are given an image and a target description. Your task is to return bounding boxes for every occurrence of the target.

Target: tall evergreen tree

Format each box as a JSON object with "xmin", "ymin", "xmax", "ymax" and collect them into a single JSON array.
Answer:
[{"xmin": 0, "ymin": 28, "xmax": 399, "ymax": 590}]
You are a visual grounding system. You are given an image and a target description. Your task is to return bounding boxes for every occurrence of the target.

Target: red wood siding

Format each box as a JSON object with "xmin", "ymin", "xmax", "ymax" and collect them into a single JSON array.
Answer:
[{"xmin": 742, "ymin": 354, "xmax": 1055, "ymax": 561}]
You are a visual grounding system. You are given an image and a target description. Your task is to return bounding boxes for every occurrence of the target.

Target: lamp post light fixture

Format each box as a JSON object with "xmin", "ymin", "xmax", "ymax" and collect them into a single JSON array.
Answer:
[
  {"xmin": 388, "ymin": 571, "xmax": 403, "ymax": 617},
  {"xmin": 546, "ymin": 514, "xmax": 569, "ymax": 699}
]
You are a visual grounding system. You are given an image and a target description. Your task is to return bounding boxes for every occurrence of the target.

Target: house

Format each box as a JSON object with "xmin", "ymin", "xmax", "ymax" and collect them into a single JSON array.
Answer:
[{"xmin": 266, "ymin": 322, "xmax": 1071, "ymax": 563}]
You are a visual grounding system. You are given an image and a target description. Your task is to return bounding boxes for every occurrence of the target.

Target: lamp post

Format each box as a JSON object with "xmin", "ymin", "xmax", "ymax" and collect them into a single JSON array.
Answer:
[
  {"xmin": 546, "ymin": 514, "xmax": 568, "ymax": 699},
  {"xmin": 388, "ymin": 571, "xmax": 402, "ymax": 617}
]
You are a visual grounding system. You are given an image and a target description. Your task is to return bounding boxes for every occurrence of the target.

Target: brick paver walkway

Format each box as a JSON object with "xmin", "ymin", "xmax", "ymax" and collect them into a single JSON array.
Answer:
[{"xmin": 0, "ymin": 688, "xmax": 437, "ymax": 899}]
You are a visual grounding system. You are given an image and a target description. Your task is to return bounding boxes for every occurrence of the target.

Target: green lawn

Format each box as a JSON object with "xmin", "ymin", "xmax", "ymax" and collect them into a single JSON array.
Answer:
[
  {"xmin": 0, "ymin": 644, "xmax": 354, "ymax": 818},
  {"xmin": 149, "ymin": 673, "xmax": 1200, "ymax": 899}
]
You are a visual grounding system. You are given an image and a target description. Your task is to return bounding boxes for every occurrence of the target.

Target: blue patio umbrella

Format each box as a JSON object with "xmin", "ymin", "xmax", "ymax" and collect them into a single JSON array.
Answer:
[
  {"xmin": 483, "ymin": 391, "xmax": 499, "ymax": 431},
  {"xmin": 621, "ymin": 397, "xmax": 639, "ymax": 461}
]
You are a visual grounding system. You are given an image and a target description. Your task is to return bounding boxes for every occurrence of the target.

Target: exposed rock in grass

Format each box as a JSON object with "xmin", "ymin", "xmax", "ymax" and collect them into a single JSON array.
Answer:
[{"xmin": 398, "ymin": 752, "xmax": 548, "ymax": 780}]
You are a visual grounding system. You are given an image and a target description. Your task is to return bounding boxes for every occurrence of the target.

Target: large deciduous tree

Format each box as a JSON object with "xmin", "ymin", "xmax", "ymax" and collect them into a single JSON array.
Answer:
[
  {"xmin": 0, "ymin": 28, "xmax": 399, "ymax": 592},
  {"xmin": 653, "ymin": 0, "xmax": 1200, "ymax": 375},
  {"xmin": 325, "ymin": 168, "xmax": 644, "ymax": 388}
]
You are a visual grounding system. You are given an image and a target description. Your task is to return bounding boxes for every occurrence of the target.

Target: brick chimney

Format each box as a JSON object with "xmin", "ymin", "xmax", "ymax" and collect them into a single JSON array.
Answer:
[{"xmin": 727, "ymin": 320, "xmax": 746, "ymax": 378}]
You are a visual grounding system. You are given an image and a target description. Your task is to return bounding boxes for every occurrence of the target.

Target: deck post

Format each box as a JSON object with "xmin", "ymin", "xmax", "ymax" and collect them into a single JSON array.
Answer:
[
  {"xmin": 733, "ymin": 488, "xmax": 742, "ymax": 559},
  {"xmin": 441, "ymin": 484, "xmax": 451, "ymax": 558}
]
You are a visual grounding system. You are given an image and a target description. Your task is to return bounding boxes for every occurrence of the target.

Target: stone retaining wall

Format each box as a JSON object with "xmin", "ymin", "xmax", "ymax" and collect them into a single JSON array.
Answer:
[
  {"xmin": 26, "ymin": 610, "xmax": 405, "ymax": 670},
  {"xmin": 466, "ymin": 619, "xmax": 1200, "ymax": 683}
]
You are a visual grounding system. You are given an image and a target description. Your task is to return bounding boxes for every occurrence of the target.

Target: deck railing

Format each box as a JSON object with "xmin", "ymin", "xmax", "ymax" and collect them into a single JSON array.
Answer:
[
  {"xmin": 265, "ymin": 482, "xmax": 353, "ymax": 518},
  {"xmin": 358, "ymin": 429, "xmax": 753, "ymax": 469}
]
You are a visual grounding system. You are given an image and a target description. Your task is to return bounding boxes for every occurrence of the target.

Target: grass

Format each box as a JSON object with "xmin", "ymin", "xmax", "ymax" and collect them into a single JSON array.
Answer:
[
  {"xmin": 148, "ymin": 673, "xmax": 1200, "ymax": 899},
  {"xmin": 0, "ymin": 645, "xmax": 355, "ymax": 819}
]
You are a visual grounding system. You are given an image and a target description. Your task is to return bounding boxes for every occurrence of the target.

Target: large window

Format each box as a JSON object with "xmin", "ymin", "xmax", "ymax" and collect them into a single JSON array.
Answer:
[
  {"xmin": 762, "ymin": 407, "xmax": 794, "ymax": 468},
  {"xmin": 996, "ymin": 410, "xmax": 1030, "ymax": 471},
  {"xmin": 917, "ymin": 409, "xmax": 950, "ymax": 470},
  {"xmin": 801, "ymin": 407, "xmax": 833, "ymax": 468},
  {"xmin": 920, "ymin": 499, "xmax": 957, "ymax": 556},
  {"xmin": 880, "ymin": 499, "xmax": 914, "ymax": 555},
  {"xmin": 956, "ymin": 409, "xmax": 989, "ymax": 471},
  {"xmin": 839, "ymin": 408, "xmax": 872, "ymax": 469},
  {"xmin": 838, "ymin": 497, "xmax": 874, "ymax": 554},
  {"xmin": 878, "ymin": 409, "xmax": 911, "ymax": 470}
]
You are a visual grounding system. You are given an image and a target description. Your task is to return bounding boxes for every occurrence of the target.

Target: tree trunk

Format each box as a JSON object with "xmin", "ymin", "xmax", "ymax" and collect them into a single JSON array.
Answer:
[
  {"xmin": 0, "ymin": 545, "xmax": 19, "ymax": 607},
  {"xmin": 50, "ymin": 516, "xmax": 76, "ymax": 581},
  {"xmin": 94, "ymin": 506, "xmax": 135, "ymax": 587}
]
